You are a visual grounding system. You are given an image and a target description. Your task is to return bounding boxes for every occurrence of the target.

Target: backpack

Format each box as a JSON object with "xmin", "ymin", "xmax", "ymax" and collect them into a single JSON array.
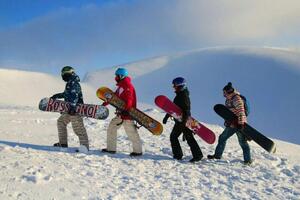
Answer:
[{"xmin": 239, "ymin": 94, "xmax": 250, "ymax": 116}]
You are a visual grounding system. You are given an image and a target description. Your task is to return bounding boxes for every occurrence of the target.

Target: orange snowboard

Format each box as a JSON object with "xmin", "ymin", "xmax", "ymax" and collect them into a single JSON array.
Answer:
[{"xmin": 97, "ymin": 87, "xmax": 163, "ymax": 135}]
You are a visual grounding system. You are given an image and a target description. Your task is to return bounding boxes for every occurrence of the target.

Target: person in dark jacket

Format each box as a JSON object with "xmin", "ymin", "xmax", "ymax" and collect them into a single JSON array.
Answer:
[
  {"xmin": 163, "ymin": 77, "xmax": 203, "ymax": 163},
  {"xmin": 51, "ymin": 66, "xmax": 89, "ymax": 150},
  {"xmin": 207, "ymin": 82, "xmax": 252, "ymax": 165}
]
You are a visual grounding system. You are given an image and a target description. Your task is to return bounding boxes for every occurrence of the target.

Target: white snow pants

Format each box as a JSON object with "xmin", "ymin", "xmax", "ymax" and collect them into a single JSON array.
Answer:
[{"xmin": 106, "ymin": 116, "xmax": 142, "ymax": 153}]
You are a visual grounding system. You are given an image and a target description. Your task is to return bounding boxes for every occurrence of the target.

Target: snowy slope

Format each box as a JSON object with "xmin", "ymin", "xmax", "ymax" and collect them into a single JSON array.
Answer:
[
  {"xmin": 0, "ymin": 69, "xmax": 99, "ymax": 107},
  {"xmin": 0, "ymin": 106, "xmax": 300, "ymax": 199},
  {"xmin": 84, "ymin": 47, "xmax": 300, "ymax": 145}
]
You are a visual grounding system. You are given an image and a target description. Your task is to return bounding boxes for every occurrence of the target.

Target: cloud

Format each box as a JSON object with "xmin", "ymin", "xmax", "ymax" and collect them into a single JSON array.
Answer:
[{"xmin": 0, "ymin": 0, "xmax": 300, "ymax": 74}]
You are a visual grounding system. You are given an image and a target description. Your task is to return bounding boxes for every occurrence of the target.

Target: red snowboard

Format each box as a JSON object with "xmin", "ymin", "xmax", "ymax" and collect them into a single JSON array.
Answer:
[{"xmin": 155, "ymin": 95, "xmax": 216, "ymax": 144}]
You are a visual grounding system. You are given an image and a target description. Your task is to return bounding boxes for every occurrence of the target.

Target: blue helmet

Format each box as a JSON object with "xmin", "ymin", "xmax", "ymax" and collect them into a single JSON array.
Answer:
[
  {"xmin": 172, "ymin": 77, "xmax": 186, "ymax": 87},
  {"xmin": 115, "ymin": 68, "xmax": 128, "ymax": 77}
]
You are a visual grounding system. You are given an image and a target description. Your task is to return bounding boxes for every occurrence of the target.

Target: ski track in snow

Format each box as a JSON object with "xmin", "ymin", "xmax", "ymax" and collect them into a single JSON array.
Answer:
[{"xmin": 0, "ymin": 107, "xmax": 300, "ymax": 200}]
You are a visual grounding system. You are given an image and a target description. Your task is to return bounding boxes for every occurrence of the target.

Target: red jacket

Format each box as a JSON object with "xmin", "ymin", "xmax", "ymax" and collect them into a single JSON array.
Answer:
[{"xmin": 115, "ymin": 77, "xmax": 137, "ymax": 120}]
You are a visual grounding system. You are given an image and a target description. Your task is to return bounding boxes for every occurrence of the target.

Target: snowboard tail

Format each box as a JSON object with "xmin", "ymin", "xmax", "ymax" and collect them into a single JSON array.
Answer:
[
  {"xmin": 39, "ymin": 98, "xmax": 109, "ymax": 120},
  {"xmin": 96, "ymin": 87, "xmax": 163, "ymax": 135},
  {"xmin": 155, "ymin": 95, "xmax": 216, "ymax": 144},
  {"xmin": 214, "ymin": 104, "xmax": 276, "ymax": 153}
]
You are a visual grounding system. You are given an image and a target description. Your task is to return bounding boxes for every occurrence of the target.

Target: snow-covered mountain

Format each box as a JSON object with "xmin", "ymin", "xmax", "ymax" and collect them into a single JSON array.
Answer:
[{"xmin": 85, "ymin": 47, "xmax": 300, "ymax": 145}]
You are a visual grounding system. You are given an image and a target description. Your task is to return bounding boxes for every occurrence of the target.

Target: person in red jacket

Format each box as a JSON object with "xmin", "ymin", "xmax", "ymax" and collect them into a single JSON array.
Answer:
[{"xmin": 102, "ymin": 68, "xmax": 142, "ymax": 156}]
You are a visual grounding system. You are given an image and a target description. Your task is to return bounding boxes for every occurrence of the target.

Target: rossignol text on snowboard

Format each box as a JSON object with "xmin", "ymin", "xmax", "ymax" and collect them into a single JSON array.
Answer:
[{"xmin": 39, "ymin": 97, "xmax": 109, "ymax": 120}]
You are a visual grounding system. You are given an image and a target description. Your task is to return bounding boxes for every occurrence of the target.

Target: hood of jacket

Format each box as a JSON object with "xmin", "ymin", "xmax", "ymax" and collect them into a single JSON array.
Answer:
[
  {"xmin": 175, "ymin": 87, "xmax": 189, "ymax": 96},
  {"xmin": 225, "ymin": 89, "xmax": 240, "ymax": 100},
  {"xmin": 67, "ymin": 73, "xmax": 80, "ymax": 83},
  {"xmin": 116, "ymin": 76, "xmax": 131, "ymax": 87}
]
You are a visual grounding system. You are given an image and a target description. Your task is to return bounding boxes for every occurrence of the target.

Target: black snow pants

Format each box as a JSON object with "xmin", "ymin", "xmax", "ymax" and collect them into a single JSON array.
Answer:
[{"xmin": 170, "ymin": 122, "xmax": 203, "ymax": 159}]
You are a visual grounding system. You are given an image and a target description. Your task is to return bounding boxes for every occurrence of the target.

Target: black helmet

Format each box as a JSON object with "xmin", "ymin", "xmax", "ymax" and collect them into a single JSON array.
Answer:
[
  {"xmin": 61, "ymin": 66, "xmax": 74, "ymax": 82},
  {"xmin": 61, "ymin": 66, "xmax": 74, "ymax": 75}
]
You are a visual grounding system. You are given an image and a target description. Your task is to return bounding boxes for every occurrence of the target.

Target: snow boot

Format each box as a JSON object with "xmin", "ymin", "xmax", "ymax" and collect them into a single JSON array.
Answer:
[
  {"xmin": 101, "ymin": 148, "xmax": 116, "ymax": 154},
  {"xmin": 130, "ymin": 152, "xmax": 143, "ymax": 157},
  {"xmin": 173, "ymin": 155, "xmax": 183, "ymax": 160},
  {"xmin": 189, "ymin": 156, "xmax": 203, "ymax": 163},
  {"xmin": 53, "ymin": 143, "xmax": 68, "ymax": 148},
  {"xmin": 243, "ymin": 160, "xmax": 253, "ymax": 166},
  {"xmin": 75, "ymin": 145, "xmax": 89, "ymax": 153},
  {"xmin": 207, "ymin": 154, "xmax": 221, "ymax": 159}
]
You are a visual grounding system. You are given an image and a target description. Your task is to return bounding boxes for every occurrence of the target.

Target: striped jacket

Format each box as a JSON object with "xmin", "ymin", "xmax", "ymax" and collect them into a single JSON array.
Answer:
[{"xmin": 225, "ymin": 90, "xmax": 247, "ymax": 125}]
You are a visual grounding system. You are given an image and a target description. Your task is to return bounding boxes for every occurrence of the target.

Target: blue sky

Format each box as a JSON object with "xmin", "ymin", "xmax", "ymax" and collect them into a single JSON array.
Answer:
[
  {"xmin": 0, "ymin": 0, "xmax": 300, "ymax": 77},
  {"xmin": 0, "ymin": 0, "xmax": 111, "ymax": 30}
]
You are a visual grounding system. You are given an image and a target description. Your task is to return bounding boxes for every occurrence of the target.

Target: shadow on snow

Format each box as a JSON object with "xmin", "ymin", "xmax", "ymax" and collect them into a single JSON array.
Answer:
[{"xmin": 0, "ymin": 140, "xmax": 173, "ymax": 161}]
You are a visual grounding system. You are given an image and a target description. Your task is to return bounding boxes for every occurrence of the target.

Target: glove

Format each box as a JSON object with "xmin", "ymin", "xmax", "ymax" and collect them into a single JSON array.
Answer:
[
  {"xmin": 120, "ymin": 110, "xmax": 130, "ymax": 116},
  {"xmin": 237, "ymin": 123, "xmax": 245, "ymax": 131},
  {"xmin": 224, "ymin": 120, "xmax": 230, "ymax": 127},
  {"xmin": 68, "ymin": 106, "xmax": 76, "ymax": 115},
  {"xmin": 181, "ymin": 114, "xmax": 189, "ymax": 125},
  {"xmin": 163, "ymin": 114, "xmax": 169, "ymax": 124},
  {"xmin": 51, "ymin": 94, "xmax": 60, "ymax": 100},
  {"xmin": 124, "ymin": 104, "xmax": 131, "ymax": 112},
  {"xmin": 102, "ymin": 102, "xmax": 109, "ymax": 106},
  {"xmin": 181, "ymin": 118, "xmax": 187, "ymax": 125}
]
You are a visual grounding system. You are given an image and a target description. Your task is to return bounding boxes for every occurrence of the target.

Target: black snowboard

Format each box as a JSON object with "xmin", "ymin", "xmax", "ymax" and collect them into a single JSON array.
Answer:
[{"xmin": 214, "ymin": 104, "xmax": 276, "ymax": 153}]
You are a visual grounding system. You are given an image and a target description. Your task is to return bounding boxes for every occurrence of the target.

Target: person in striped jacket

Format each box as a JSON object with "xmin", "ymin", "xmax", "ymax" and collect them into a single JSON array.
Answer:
[{"xmin": 207, "ymin": 82, "xmax": 252, "ymax": 165}]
